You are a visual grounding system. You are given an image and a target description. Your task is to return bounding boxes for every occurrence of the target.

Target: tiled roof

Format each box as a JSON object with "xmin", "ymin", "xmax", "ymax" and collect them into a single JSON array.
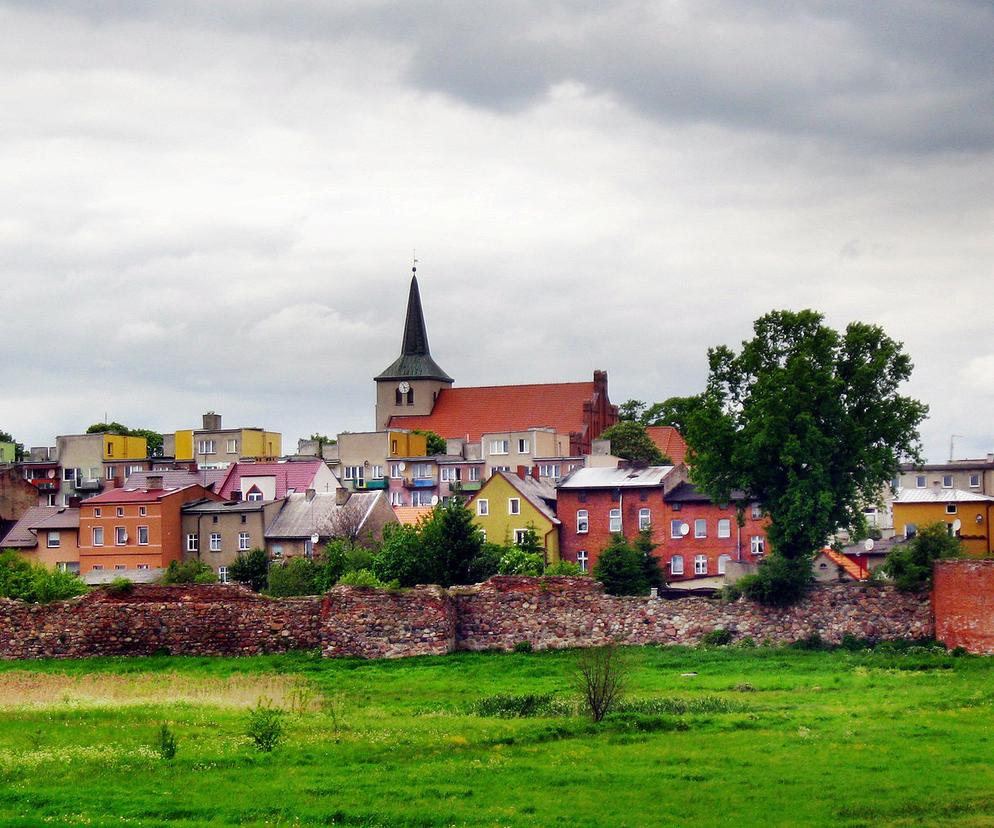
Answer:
[
  {"xmin": 664, "ymin": 480, "xmax": 750, "ymax": 504},
  {"xmin": 1, "ymin": 506, "xmax": 79, "ymax": 547},
  {"xmin": 182, "ymin": 499, "xmax": 273, "ymax": 514},
  {"xmin": 894, "ymin": 488, "xmax": 994, "ymax": 504},
  {"xmin": 646, "ymin": 427, "xmax": 688, "ymax": 465},
  {"xmin": 388, "ymin": 381, "xmax": 597, "ymax": 442},
  {"xmin": 265, "ymin": 491, "xmax": 383, "ymax": 539},
  {"xmin": 218, "ymin": 460, "xmax": 327, "ymax": 500},
  {"xmin": 818, "ymin": 548, "xmax": 868, "ymax": 580},
  {"xmin": 125, "ymin": 469, "xmax": 229, "ymax": 491},
  {"xmin": 558, "ymin": 465, "xmax": 674, "ymax": 489},
  {"xmin": 81, "ymin": 485, "xmax": 201, "ymax": 504},
  {"xmin": 393, "ymin": 506, "xmax": 434, "ymax": 525}
]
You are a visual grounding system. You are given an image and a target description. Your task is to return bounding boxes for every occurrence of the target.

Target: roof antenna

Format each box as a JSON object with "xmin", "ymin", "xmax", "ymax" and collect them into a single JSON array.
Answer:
[{"xmin": 412, "ymin": 249, "xmax": 418, "ymax": 277}]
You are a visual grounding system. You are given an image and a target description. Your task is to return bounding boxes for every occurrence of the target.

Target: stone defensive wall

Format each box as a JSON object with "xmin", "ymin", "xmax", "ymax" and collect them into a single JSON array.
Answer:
[{"xmin": 0, "ymin": 576, "xmax": 936, "ymax": 660}]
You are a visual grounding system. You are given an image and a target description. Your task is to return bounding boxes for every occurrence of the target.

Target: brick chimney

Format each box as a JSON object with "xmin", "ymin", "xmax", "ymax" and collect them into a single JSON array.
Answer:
[
  {"xmin": 531, "ymin": 466, "xmax": 540, "ymax": 480},
  {"xmin": 202, "ymin": 411, "xmax": 222, "ymax": 430},
  {"xmin": 146, "ymin": 475, "xmax": 164, "ymax": 491},
  {"xmin": 336, "ymin": 488, "xmax": 350, "ymax": 505},
  {"xmin": 305, "ymin": 488, "xmax": 316, "ymax": 502},
  {"xmin": 231, "ymin": 490, "xmax": 243, "ymax": 502},
  {"xmin": 516, "ymin": 465, "xmax": 528, "ymax": 480}
]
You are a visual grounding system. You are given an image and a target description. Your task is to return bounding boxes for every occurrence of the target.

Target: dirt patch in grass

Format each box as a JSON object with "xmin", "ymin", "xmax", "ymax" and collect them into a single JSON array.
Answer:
[{"xmin": 0, "ymin": 671, "xmax": 321, "ymax": 710}]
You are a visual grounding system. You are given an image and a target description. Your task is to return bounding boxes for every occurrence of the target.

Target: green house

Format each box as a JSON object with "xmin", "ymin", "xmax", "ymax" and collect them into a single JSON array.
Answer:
[{"xmin": 0, "ymin": 442, "xmax": 16, "ymax": 464}]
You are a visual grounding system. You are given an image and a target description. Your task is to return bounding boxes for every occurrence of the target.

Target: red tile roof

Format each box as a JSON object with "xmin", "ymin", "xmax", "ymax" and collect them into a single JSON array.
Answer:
[
  {"xmin": 646, "ymin": 427, "xmax": 688, "ymax": 465},
  {"xmin": 218, "ymin": 460, "xmax": 326, "ymax": 500},
  {"xmin": 81, "ymin": 485, "xmax": 201, "ymax": 504},
  {"xmin": 393, "ymin": 506, "xmax": 434, "ymax": 526},
  {"xmin": 388, "ymin": 381, "xmax": 596, "ymax": 442}
]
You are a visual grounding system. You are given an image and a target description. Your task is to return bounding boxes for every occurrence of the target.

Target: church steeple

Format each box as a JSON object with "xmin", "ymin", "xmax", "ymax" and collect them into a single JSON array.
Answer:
[{"xmin": 376, "ymin": 273, "xmax": 454, "ymax": 383}]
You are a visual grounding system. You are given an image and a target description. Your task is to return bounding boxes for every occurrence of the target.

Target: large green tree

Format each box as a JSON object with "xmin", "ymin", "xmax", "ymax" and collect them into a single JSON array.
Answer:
[
  {"xmin": 618, "ymin": 397, "xmax": 701, "ymax": 433},
  {"xmin": 599, "ymin": 421, "xmax": 669, "ymax": 465},
  {"xmin": 0, "ymin": 431, "xmax": 24, "ymax": 462},
  {"xmin": 685, "ymin": 310, "xmax": 927, "ymax": 601},
  {"xmin": 85, "ymin": 422, "xmax": 163, "ymax": 457}
]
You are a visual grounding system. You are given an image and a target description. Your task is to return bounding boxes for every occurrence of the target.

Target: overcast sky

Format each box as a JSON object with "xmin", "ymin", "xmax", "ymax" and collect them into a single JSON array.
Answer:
[{"xmin": 2, "ymin": 1, "xmax": 991, "ymax": 462}]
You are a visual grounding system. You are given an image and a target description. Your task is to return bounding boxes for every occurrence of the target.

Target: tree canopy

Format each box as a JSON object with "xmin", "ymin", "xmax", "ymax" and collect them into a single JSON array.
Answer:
[
  {"xmin": 413, "ymin": 429, "xmax": 447, "ymax": 456},
  {"xmin": 599, "ymin": 421, "xmax": 669, "ymax": 466},
  {"xmin": 85, "ymin": 422, "xmax": 164, "ymax": 457},
  {"xmin": 685, "ymin": 309, "xmax": 927, "ymax": 598},
  {"xmin": 617, "ymin": 396, "xmax": 701, "ymax": 434},
  {"xmin": 0, "ymin": 431, "xmax": 24, "ymax": 462}
]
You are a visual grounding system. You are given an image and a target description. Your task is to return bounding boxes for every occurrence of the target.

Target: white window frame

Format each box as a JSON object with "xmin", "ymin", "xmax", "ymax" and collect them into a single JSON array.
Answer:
[
  {"xmin": 609, "ymin": 508, "xmax": 622, "ymax": 533},
  {"xmin": 638, "ymin": 508, "xmax": 651, "ymax": 531},
  {"xmin": 390, "ymin": 463, "xmax": 403, "ymax": 479},
  {"xmin": 670, "ymin": 519, "xmax": 683, "ymax": 539},
  {"xmin": 905, "ymin": 523, "xmax": 918, "ymax": 539},
  {"xmin": 137, "ymin": 564, "xmax": 149, "ymax": 571},
  {"xmin": 750, "ymin": 503, "xmax": 762, "ymax": 519},
  {"xmin": 508, "ymin": 498, "xmax": 521, "ymax": 516},
  {"xmin": 63, "ymin": 467, "xmax": 76, "ymax": 481},
  {"xmin": 718, "ymin": 554, "xmax": 731, "ymax": 575},
  {"xmin": 970, "ymin": 473, "xmax": 981, "ymax": 488},
  {"xmin": 139, "ymin": 506, "xmax": 147, "ymax": 517},
  {"xmin": 413, "ymin": 463, "xmax": 432, "ymax": 479},
  {"xmin": 468, "ymin": 467, "xmax": 481, "ymax": 482},
  {"xmin": 116, "ymin": 507, "xmax": 124, "ymax": 517},
  {"xmin": 489, "ymin": 439, "xmax": 509, "ymax": 455},
  {"xmin": 246, "ymin": 490, "xmax": 263, "ymax": 502},
  {"xmin": 670, "ymin": 555, "xmax": 684, "ymax": 575},
  {"xmin": 47, "ymin": 531, "xmax": 60, "ymax": 548},
  {"xmin": 389, "ymin": 490, "xmax": 403, "ymax": 506},
  {"xmin": 576, "ymin": 509, "xmax": 589, "ymax": 534},
  {"xmin": 514, "ymin": 529, "xmax": 528, "ymax": 545},
  {"xmin": 198, "ymin": 440, "xmax": 216, "ymax": 455},
  {"xmin": 577, "ymin": 550, "xmax": 589, "ymax": 572},
  {"xmin": 105, "ymin": 467, "xmax": 115, "ymax": 480},
  {"xmin": 942, "ymin": 475, "xmax": 954, "ymax": 488},
  {"xmin": 238, "ymin": 531, "xmax": 250, "ymax": 550},
  {"xmin": 694, "ymin": 518, "xmax": 707, "ymax": 539},
  {"xmin": 218, "ymin": 566, "xmax": 229, "ymax": 584},
  {"xmin": 209, "ymin": 533, "xmax": 221, "ymax": 552},
  {"xmin": 115, "ymin": 526, "xmax": 127, "ymax": 545},
  {"xmin": 92, "ymin": 527, "xmax": 104, "ymax": 547},
  {"xmin": 946, "ymin": 503, "xmax": 957, "ymax": 515},
  {"xmin": 477, "ymin": 499, "xmax": 489, "ymax": 516},
  {"xmin": 227, "ymin": 439, "xmax": 238, "ymax": 454},
  {"xmin": 517, "ymin": 439, "xmax": 530, "ymax": 454},
  {"xmin": 186, "ymin": 534, "xmax": 198, "ymax": 552},
  {"xmin": 694, "ymin": 554, "xmax": 708, "ymax": 575},
  {"xmin": 916, "ymin": 475, "xmax": 926, "ymax": 488},
  {"xmin": 750, "ymin": 536, "xmax": 765, "ymax": 556},
  {"xmin": 91, "ymin": 565, "xmax": 103, "ymax": 571},
  {"xmin": 137, "ymin": 526, "xmax": 149, "ymax": 546},
  {"xmin": 371, "ymin": 465, "xmax": 384, "ymax": 479},
  {"xmin": 94, "ymin": 507, "xmax": 102, "ymax": 517},
  {"xmin": 717, "ymin": 518, "xmax": 731, "ymax": 539}
]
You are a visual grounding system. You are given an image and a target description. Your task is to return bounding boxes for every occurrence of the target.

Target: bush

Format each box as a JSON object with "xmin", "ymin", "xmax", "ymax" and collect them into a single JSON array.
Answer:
[
  {"xmin": 467, "ymin": 543, "xmax": 503, "ymax": 583},
  {"xmin": 266, "ymin": 557, "xmax": 318, "ymax": 597},
  {"xmin": 573, "ymin": 644, "xmax": 627, "ymax": 722},
  {"xmin": 840, "ymin": 633, "xmax": 871, "ymax": 651},
  {"xmin": 160, "ymin": 559, "xmax": 216, "ymax": 585},
  {"xmin": 880, "ymin": 522, "xmax": 962, "ymax": 591},
  {"xmin": 471, "ymin": 692, "xmax": 556, "ymax": 718},
  {"xmin": 229, "ymin": 548, "xmax": 269, "ymax": 592},
  {"xmin": 498, "ymin": 546, "xmax": 545, "ymax": 576},
  {"xmin": 246, "ymin": 698, "xmax": 284, "ymax": 752},
  {"xmin": 543, "ymin": 560, "xmax": 585, "ymax": 576},
  {"xmin": 337, "ymin": 568, "xmax": 394, "ymax": 588},
  {"xmin": 593, "ymin": 536, "xmax": 648, "ymax": 596},
  {"xmin": 157, "ymin": 724, "xmax": 177, "ymax": 760},
  {"xmin": 514, "ymin": 641, "xmax": 533, "ymax": 653},
  {"xmin": 699, "ymin": 628, "xmax": 733, "ymax": 647},
  {"xmin": 0, "ymin": 550, "xmax": 88, "ymax": 603},
  {"xmin": 737, "ymin": 553, "xmax": 812, "ymax": 606},
  {"xmin": 790, "ymin": 633, "xmax": 828, "ymax": 651},
  {"xmin": 104, "ymin": 577, "xmax": 134, "ymax": 596}
]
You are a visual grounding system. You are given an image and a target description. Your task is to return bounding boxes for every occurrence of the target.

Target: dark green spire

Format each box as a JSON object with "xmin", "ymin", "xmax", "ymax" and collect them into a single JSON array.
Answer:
[{"xmin": 376, "ymin": 275, "xmax": 454, "ymax": 382}]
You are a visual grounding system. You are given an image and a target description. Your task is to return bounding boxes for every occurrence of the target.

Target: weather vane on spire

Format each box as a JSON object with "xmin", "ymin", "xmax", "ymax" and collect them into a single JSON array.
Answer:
[{"xmin": 412, "ymin": 249, "xmax": 418, "ymax": 275}]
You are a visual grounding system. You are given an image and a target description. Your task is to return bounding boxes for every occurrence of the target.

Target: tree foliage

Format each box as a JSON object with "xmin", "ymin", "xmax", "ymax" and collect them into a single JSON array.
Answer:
[
  {"xmin": 85, "ymin": 422, "xmax": 164, "ymax": 457},
  {"xmin": 0, "ymin": 550, "xmax": 88, "ymax": 603},
  {"xmin": 413, "ymin": 429, "xmax": 447, "ymax": 456},
  {"xmin": 161, "ymin": 559, "xmax": 216, "ymax": 584},
  {"xmin": 599, "ymin": 422, "xmax": 669, "ymax": 466},
  {"xmin": 617, "ymin": 397, "xmax": 702, "ymax": 433},
  {"xmin": 266, "ymin": 557, "xmax": 318, "ymax": 597},
  {"xmin": 497, "ymin": 546, "xmax": 545, "ymax": 576},
  {"xmin": 593, "ymin": 531, "xmax": 664, "ymax": 596},
  {"xmin": 881, "ymin": 523, "xmax": 962, "ymax": 591},
  {"xmin": 684, "ymin": 310, "xmax": 927, "ymax": 602},
  {"xmin": 0, "ymin": 431, "xmax": 24, "ymax": 462},
  {"xmin": 229, "ymin": 548, "xmax": 270, "ymax": 592}
]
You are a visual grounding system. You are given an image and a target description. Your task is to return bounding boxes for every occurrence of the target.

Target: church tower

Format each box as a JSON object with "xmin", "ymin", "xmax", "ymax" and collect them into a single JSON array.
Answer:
[{"xmin": 374, "ymin": 272, "xmax": 454, "ymax": 430}]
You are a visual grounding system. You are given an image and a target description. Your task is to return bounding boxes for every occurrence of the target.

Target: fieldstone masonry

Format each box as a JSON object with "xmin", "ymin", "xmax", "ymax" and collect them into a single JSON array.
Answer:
[{"xmin": 0, "ymin": 576, "xmax": 935, "ymax": 660}]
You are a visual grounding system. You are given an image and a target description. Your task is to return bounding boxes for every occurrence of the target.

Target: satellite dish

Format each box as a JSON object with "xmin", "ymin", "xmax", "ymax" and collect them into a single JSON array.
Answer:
[
  {"xmin": 431, "ymin": 495, "xmax": 439, "ymax": 505},
  {"xmin": 864, "ymin": 538, "xmax": 874, "ymax": 551},
  {"xmin": 398, "ymin": 462, "xmax": 406, "ymax": 471},
  {"xmin": 310, "ymin": 532, "xmax": 320, "ymax": 545},
  {"xmin": 363, "ymin": 460, "xmax": 370, "ymax": 467},
  {"xmin": 679, "ymin": 522, "xmax": 690, "ymax": 537},
  {"xmin": 952, "ymin": 519, "xmax": 962, "ymax": 532}
]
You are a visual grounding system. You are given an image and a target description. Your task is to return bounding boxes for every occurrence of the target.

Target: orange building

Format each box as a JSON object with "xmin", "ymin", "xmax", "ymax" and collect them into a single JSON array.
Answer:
[
  {"xmin": 892, "ymin": 487, "xmax": 994, "ymax": 556},
  {"xmin": 77, "ymin": 477, "xmax": 221, "ymax": 574}
]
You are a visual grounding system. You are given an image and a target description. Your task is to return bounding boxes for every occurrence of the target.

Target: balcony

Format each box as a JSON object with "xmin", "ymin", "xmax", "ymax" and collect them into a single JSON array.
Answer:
[
  {"xmin": 452, "ymin": 481, "xmax": 481, "ymax": 492},
  {"xmin": 33, "ymin": 481, "xmax": 58, "ymax": 492},
  {"xmin": 403, "ymin": 477, "xmax": 437, "ymax": 489},
  {"xmin": 364, "ymin": 478, "xmax": 388, "ymax": 490},
  {"xmin": 75, "ymin": 478, "xmax": 103, "ymax": 491}
]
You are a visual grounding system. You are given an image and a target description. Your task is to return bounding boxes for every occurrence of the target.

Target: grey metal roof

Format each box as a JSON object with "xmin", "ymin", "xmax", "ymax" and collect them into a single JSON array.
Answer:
[
  {"xmin": 558, "ymin": 465, "xmax": 674, "ymax": 489},
  {"xmin": 664, "ymin": 481, "xmax": 750, "ymax": 504},
  {"xmin": 265, "ymin": 491, "xmax": 383, "ymax": 539},
  {"xmin": 894, "ymin": 487, "xmax": 994, "ymax": 504},
  {"xmin": 499, "ymin": 472, "xmax": 560, "ymax": 524},
  {"xmin": 182, "ymin": 499, "xmax": 275, "ymax": 514}
]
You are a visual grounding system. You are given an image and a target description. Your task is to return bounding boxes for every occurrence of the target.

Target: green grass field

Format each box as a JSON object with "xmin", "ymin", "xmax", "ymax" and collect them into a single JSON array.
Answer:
[{"xmin": 0, "ymin": 644, "xmax": 992, "ymax": 827}]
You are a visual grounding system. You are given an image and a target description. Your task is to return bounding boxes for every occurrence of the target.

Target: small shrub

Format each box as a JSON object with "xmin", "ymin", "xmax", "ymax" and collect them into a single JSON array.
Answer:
[
  {"xmin": 543, "ymin": 560, "xmax": 586, "ymax": 577},
  {"xmin": 105, "ymin": 577, "xmax": 134, "ymax": 596},
  {"xmin": 790, "ymin": 633, "xmax": 828, "ymax": 651},
  {"xmin": 951, "ymin": 646, "xmax": 968, "ymax": 657},
  {"xmin": 514, "ymin": 641, "xmax": 533, "ymax": 653},
  {"xmin": 0, "ymin": 550, "xmax": 88, "ymax": 603},
  {"xmin": 737, "ymin": 553, "xmax": 812, "ymax": 607},
  {"xmin": 719, "ymin": 583, "xmax": 743, "ymax": 602},
  {"xmin": 840, "ymin": 633, "xmax": 871, "ymax": 651},
  {"xmin": 246, "ymin": 698, "xmax": 285, "ymax": 752},
  {"xmin": 699, "ymin": 628, "xmax": 733, "ymax": 647},
  {"xmin": 160, "ymin": 559, "xmax": 215, "ymax": 585},
  {"xmin": 881, "ymin": 522, "xmax": 962, "ymax": 591},
  {"xmin": 157, "ymin": 724, "xmax": 177, "ymax": 760},
  {"xmin": 497, "ymin": 546, "xmax": 544, "ymax": 576},
  {"xmin": 471, "ymin": 693, "xmax": 557, "ymax": 718},
  {"xmin": 736, "ymin": 636, "xmax": 756, "ymax": 649},
  {"xmin": 337, "ymin": 569, "xmax": 395, "ymax": 588},
  {"xmin": 267, "ymin": 557, "xmax": 318, "ymax": 597},
  {"xmin": 573, "ymin": 644, "xmax": 627, "ymax": 722}
]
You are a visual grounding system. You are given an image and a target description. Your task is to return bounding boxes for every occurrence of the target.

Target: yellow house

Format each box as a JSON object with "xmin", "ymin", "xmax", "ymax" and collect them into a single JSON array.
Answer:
[
  {"xmin": 169, "ymin": 413, "xmax": 281, "ymax": 467},
  {"xmin": 892, "ymin": 487, "xmax": 994, "ymax": 556},
  {"xmin": 467, "ymin": 470, "xmax": 560, "ymax": 563},
  {"xmin": 102, "ymin": 434, "xmax": 147, "ymax": 461}
]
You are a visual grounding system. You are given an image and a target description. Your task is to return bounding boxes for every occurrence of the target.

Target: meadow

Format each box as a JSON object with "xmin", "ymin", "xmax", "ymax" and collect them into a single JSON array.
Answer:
[{"xmin": 0, "ymin": 644, "xmax": 992, "ymax": 827}]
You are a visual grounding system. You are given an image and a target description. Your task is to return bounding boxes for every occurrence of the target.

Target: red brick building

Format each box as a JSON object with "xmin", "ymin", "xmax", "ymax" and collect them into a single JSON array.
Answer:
[{"xmin": 557, "ymin": 464, "xmax": 770, "ymax": 583}]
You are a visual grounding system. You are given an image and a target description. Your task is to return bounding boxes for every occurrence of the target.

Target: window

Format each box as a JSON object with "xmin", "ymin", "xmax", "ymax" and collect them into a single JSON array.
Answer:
[
  {"xmin": 946, "ymin": 503, "xmax": 957, "ymax": 514},
  {"xmin": 717, "ymin": 519, "xmax": 731, "ymax": 538},
  {"xmin": 343, "ymin": 466, "xmax": 364, "ymax": 482},
  {"xmin": 304, "ymin": 540, "xmax": 314, "ymax": 558},
  {"xmin": 370, "ymin": 465, "xmax": 383, "ymax": 479},
  {"xmin": 694, "ymin": 555, "xmax": 708, "ymax": 575},
  {"xmin": 391, "ymin": 439, "xmax": 398, "ymax": 454},
  {"xmin": 186, "ymin": 534, "xmax": 198, "ymax": 552},
  {"xmin": 105, "ymin": 467, "xmax": 115, "ymax": 480},
  {"xmin": 139, "ymin": 506, "xmax": 147, "ymax": 517},
  {"xmin": 212, "ymin": 515, "xmax": 219, "ymax": 524},
  {"xmin": 413, "ymin": 463, "xmax": 432, "ymax": 479},
  {"xmin": 577, "ymin": 550, "xmax": 589, "ymax": 572},
  {"xmin": 106, "ymin": 442, "xmax": 114, "ymax": 457},
  {"xmin": 227, "ymin": 439, "xmax": 238, "ymax": 454},
  {"xmin": 218, "ymin": 567, "xmax": 228, "ymax": 584},
  {"xmin": 750, "ymin": 536, "xmax": 765, "ymax": 556},
  {"xmin": 137, "ymin": 526, "xmax": 148, "ymax": 545},
  {"xmin": 609, "ymin": 508, "xmax": 622, "ymax": 532},
  {"xmin": 115, "ymin": 526, "xmax": 127, "ymax": 545},
  {"xmin": 92, "ymin": 565, "xmax": 103, "ymax": 571},
  {"xmin": 92, "ymin": 527, "xmax": 104, "ymax": 546},
  {"xmin": 116, "ymin": 507, "xmax": 124, "ymax": 517},
  {"xmin": 390, "ymin": 463, "xmax": 403, "ymax": 479},
  {"xmin": 389, "ymin": 490, "xmax": 403, "ymax": 506},
  {"xmin": 514, "ymin": 529, "xmax": 528, "ymax": 545},
  {"xmin": 412, "ymin": 490, "xmax": 433, "ymax": 506},
  {"xmin": 47, "ymin": 532, "xmax": 60, "ymax": 548},
  {"xmin": 517, "ymin": 439, "xmax": 530, "ymax": 454},
  {"xmin": 209, "ymin": 533, "xmax": 221, "ymax": 551},
  {"xmin": 916, "ymin": 475, "xmax": 926, "ymax": 488},
  {"xmin": 943, "ymin": 475, "xmax": 954, "ymax": 488},
  {"xmin": 671, "ymin": 502, "xmax": 681, "ymax": 512},
  {"xmin": 240, "ymin": 514, "xmax": 247, "ymax": 524},
  {"xmin": 63, "ymin": 494, "xmax": 71, "ymax": 506},
  {"xmin": 576, "ymin": 509, "xmax": 589, "ymax": 533},
  {"xmin": 670, "ymin": 519, "xmax": 684, "ymax": 539},
  {"xmin": 94, "ymin": 507, "xmax": 102, "ymax": 517},
  {"xmin": 577, "ymin": 492, "xmax": 587, "ymax": 503},
  {"xmin": 127, "ymin": 465, "xmax": 143, "ymax": 475},
  {"xmin": 406, "ymin": 389, "xmax": 414, "ymax": 406},
  {"xmin": 750, "ymin": 503, "xmax": 762, "ymax": 519},
  {"xmin": 509, "ymin": 498, "xmax": 521, "ymax": 516},
  {"xmin": 239, "ymin": 532, "xmax": 250, "ymax": 550},
  {"xmin": 246, "ymin": 489, "xmax": 263, "ymax": 502},
  {"xmin": 905, "ymin": 522, "xmax": 918, "ymax": 539},
  {"xmin": 970, "ymin": 473, "xmax": 981, "ymax": 488},
  {"xmin": 468, "ymin": 467, "xmax": 481, "ymax": 482},
  {"xmin": 639, "ymin": 508, "xmax": 651, "ymax": 531},
  {"xmin": 477, "ymin": 499, "xmax": 489, "ymax": 516},
  {"xmin": 115, "ymin": 564, "xmax": 126, "ymax": 571},
  {"xmin": 695, "ymin": 518, "xmax": 707, "ymax": 538},
  {"xmin": 479, "ymin": 528, "xmax": 487, "ymax": 542},
  {"xmin": 441, "ymin": 466, "xmax": 461, "ymax": 482},
  {"xmin": 494, "ymin": 466, "xmax": 511, "ymax": 474},
  {"xmin": 197, "ymin": 440, "xmax": 216, "ymax": 455},
  {"xmin": 137, "ymin": 564, "xmax": 149, "ymax": 570},
  {"xmin": 670, "ymin": 555, "xmax": 684, "ymax": 575},
  {"xmin": 63, "ymin": 467, "xmax": 76, "ymax": 481},
  {"xmin": 717, "ymin": 554, "xmax": 731, "ymax": 575},
  {"xmin": 46, "ymin": 494, "xmax": 56, "ymax": 506},
  {"xmin": 539, "ymin": 464, "xmax": 561, "ymax": 480},
  {"xmin": 489, "ymin": 439, "xmax": 509, "ymax": 455}
]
